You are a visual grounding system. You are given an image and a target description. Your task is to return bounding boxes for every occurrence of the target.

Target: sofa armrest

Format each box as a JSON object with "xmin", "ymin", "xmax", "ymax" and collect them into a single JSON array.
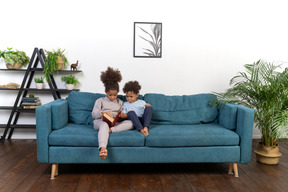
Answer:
[
  {"xmin": 235, "ymin": 105, "xmax": 254, "ymax": 163},
  {"xmin": 36, "ymin": 99, "xmax": 68, "ymax": 163},
  {"xmin": 219, "ymin": 103, "xmax": 254, "ymax": 163}
]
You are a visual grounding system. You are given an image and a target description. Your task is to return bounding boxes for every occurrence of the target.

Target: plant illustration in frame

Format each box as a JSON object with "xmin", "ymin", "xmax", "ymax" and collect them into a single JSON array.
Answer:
[{"xmin": 134, "ymin": 22, "xmax": 162, "ymax": 58}]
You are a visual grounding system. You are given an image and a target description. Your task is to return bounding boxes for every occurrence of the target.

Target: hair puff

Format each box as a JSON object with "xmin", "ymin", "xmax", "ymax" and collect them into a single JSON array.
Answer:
[
  {"xmin": 123, "ymin": 81, "xmax": 142, "ymax": 94},
  {"xmin": 100, "ymin": 67, "xmax": 122, "ymax": 85},
  {"xmin": 100, "ymin": 67, "xmax": 122, "ymax": 92}
]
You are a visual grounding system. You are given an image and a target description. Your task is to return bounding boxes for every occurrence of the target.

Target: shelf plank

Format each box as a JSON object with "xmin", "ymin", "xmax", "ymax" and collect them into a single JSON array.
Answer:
[
  {"xmin": 0, "ymin": 88, "xmax": 80, "ymax": 92},
  {"xmin": 0, "ymin": 106, "xmax": 37, "ymax": 112},
  {"xmin": 0, "ymin": 124, "xmax": 36, "ymax": 128},
  {"xmin": 16, "ymin": 108, "xmax": 36, "ymax": 113},
  {"xmin": 0, "ymin": 68, "xmax": 82, "ymax": 73},
  {"xmin": 0, "ymin": 106, "xmax": 13, "ymax": 110}
]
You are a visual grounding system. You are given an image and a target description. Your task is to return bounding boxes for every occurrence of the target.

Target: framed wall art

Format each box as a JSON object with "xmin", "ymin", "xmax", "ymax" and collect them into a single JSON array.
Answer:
[{"xmin": 133, "ymin": 22, "xmax": 162, "ymax": 58}]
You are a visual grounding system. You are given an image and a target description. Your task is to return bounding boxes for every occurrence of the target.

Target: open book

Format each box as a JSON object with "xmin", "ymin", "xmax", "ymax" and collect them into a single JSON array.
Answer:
[{"xmin": 102, "ymin": 111, "xmax": 122, "ymax": 127}]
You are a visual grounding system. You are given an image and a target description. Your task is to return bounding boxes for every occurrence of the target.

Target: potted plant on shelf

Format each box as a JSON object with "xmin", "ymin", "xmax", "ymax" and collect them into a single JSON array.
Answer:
[
  {"xmin": 0, "ymin": 47, "xmax": 30, "ymax": 69},
  {"xmin": 212, "ymin": 59, "xmax": 288, "ymax": 164},
  {"xmin": 34, "ymin": 76, "xmax": 45, "ymax": 89},
  {"xmin": 44, "ymin": 48, "xmax": 68, "ymax": 83},
  {"xmin": 61, "ymin": 75, "xmax": 79, "ymax": 90}
]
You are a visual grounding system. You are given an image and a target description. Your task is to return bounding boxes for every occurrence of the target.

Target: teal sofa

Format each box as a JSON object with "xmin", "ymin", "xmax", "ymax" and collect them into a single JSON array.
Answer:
[{"xmin": 36, "ymin": 91, "xmax": 254, "ymax": 179}]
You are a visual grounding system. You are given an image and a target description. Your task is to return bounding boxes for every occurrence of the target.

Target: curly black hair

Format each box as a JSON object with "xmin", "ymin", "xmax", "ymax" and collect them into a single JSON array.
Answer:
[
  {"xmin": 123, "ymin": 81, "xmax": 141, "ymax": 94},
  {"xmin": 100, "ymin": 67, "xmax": 122, "ymax": 92}
]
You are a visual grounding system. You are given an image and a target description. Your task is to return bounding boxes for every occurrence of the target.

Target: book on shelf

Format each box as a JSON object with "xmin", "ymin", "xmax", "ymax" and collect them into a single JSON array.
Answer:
[
  {"xmin": 21, "ymin": 101, "xmax": 41, "ymax": 106},
  {"xmin": 102, "ymin": 111, "xmax": 122, "ymax": 127},
  {"xmin": 21, "ymin": 99, "xmax": 40, "ymax": 103},
  {"xmin": 22, "ymin": 97, "xmax": 39, "ymax": 102},
  {"xmin": 21, "ymin": 96, "xmax": 42, "ymax": 108}
]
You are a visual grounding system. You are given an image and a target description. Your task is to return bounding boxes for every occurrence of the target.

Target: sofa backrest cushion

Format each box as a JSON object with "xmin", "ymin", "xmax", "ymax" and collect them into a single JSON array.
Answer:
[
  {"xmin": 219, "ymin": 103, "xmax": 238, "ymax": 130},
  {"xmin": 144, "ymin": 93, "xmax": 218, "ymax": 125},
  {"xmin": 67, "ymin": 91, "xmax": 106, "ymax": 125},
  {"xmin": 66, "ymin": 91, "xmax": 144, "ymax": 125}
]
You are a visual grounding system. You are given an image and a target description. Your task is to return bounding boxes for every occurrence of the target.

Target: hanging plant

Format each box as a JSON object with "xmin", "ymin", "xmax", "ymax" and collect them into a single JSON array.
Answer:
[{"xmin": 44, "ymin": 48, "xmax": 68, "ymax": 83}]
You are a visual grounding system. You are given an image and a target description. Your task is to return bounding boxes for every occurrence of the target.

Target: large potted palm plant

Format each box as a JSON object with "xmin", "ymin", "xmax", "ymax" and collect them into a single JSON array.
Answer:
[{"xmin": 213, "ymin": 59, "xmax": 288, "ymax": 164}]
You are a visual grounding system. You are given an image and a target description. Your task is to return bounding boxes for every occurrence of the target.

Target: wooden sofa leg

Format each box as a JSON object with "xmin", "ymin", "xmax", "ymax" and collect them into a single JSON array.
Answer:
[
  {"xmin": 228, "ymin": 163, "xmax": 233, "ymax": 175},
  {"xmin": 233, "ymin": 163, "xmax": 239, "ymax": 177},
  {"xmin": 228, "ymin": 163, "xmax": 239, "ymax": 177},
  {"xmin": 55, "ymin": 164, "xmax": 59, "ymax": 176},
  {"xmin": 50, "ymin": 164, "xmax": 58, "ymax": 180}
]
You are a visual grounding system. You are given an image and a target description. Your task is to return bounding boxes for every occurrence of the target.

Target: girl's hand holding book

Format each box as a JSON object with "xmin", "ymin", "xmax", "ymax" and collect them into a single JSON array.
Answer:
[{"xmin": 121, "ymin": 112, "xmax": 127, "ymax": 119}]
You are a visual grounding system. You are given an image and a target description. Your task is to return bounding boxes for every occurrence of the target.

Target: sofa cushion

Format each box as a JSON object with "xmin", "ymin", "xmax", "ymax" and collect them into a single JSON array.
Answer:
[
  {"xmin": 144, "ymin": 93, "xmax": 218, "ymax": 125},
  {"xmin": 49, "ymin": 123, "xmax": 145, "ymax": 147},
  {"xmin": 219, "ymin": 103, "xmax": 238, "ymax": 130},
  {"xmin": 146, "ymin": 124, "xmax": 239, "ymax": 147},
  {"xmin": 67, "ymin": 91, "xmax": 105, "ymax": 125},
  {"xmin": 66, "ymin": 91, "xmax": 144, "ymax": 125}
]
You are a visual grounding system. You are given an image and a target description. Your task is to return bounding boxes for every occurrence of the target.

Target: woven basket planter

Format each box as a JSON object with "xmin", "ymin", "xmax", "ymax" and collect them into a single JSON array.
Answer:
[{"xmin": 254, "ymin": 143, "xmax": 282, "ymax": 165}]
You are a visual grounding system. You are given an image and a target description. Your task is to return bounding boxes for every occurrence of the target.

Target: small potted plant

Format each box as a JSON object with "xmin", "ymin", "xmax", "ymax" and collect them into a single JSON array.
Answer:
[
  {"xmin": 34, "ymin": 76, "xmax": 45, "ymax": 89},
  {"xmin": 44, "ymin": 48, "xmax": 68, "ymax": 83},
  {"xmin": 0, "ymin": 47, "xmax": 30, "ymax": 69},
  {"xmin": 61, "ymin": 75, "xmax": 79, "ymax": 90}
]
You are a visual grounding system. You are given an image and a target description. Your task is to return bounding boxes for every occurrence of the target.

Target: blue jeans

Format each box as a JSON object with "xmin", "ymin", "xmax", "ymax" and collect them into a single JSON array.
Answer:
[{"xmin": 127, "ymin": 106, "xmax": 153, "ymax": 130}]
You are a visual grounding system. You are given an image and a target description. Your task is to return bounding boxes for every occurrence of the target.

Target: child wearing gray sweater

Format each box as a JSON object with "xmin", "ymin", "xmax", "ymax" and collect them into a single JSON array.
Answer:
[{"xmin": 91, "ymin": 67, "xmax": 133, "ymax": 160}]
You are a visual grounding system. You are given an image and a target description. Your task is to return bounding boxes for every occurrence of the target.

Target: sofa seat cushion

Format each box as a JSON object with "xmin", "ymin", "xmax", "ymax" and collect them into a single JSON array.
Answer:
[
  {"xmin": 146, "ymin": 124, "xmax": 239, "ymax": 147},
  {"xmin": 49, "ymin": 124, "xmax": 145, "ymax": 147}
]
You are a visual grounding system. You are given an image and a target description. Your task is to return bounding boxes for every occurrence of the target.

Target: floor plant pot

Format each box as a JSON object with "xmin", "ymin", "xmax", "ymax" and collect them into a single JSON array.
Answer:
[
  {"xmin": 36, "ymin": 83, "xmax": 44, "ymax": 89},
  {"xmin": 254, "ymin": 143, "xmax": 282, "ymax": 165},
  {"xmin": 66, "ymin": 84, "xmax": 74, "ymax": 90},
  {"xmin": 6, "ymin": 62, "xmax": 22, "ymax": 69}
]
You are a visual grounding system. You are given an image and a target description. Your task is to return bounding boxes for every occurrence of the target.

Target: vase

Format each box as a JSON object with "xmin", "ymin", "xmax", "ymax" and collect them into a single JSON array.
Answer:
[
  {"xmin": 36, "ymin": 83, "xmax": 44, "ymax": 89},
  {"xmin": 6, "ymin": 62, "xmax": 22, "ymax": 69},
  {"xmin": 66, "ymin": 84, "xmax": 74, "ymax": 90},
  {"xmin": 57, "ymin": 56, "xmax": 64, "ymax": 70},
  {"xmin": 254, "ymin": 143, "xmax": 282, "ymax": 165}
]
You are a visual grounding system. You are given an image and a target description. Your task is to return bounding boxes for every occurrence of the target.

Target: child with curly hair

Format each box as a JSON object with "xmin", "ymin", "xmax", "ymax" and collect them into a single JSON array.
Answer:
[
  {"xmin": 92, "ymin": 67, "xmax": 133, "ymax": 159},
  {"xmin": 121, "ymin": 81, "xmax": 152, "ymax": 137}
]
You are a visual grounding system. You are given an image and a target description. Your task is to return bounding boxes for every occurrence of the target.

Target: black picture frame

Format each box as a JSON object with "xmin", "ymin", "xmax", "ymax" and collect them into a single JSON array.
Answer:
[{"xmin": 133, "ymin": 22, "xmax": 162, "ymax": 58}]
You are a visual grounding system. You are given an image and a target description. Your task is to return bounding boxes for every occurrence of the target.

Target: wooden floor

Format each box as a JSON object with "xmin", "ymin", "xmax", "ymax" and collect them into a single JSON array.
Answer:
[{"xmin": 0, "ymin": 140, "xmax": 288, "ymax": 192}]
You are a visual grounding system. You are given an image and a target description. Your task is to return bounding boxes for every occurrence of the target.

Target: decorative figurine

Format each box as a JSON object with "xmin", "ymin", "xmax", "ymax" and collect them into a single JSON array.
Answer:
[{"xmin": 70, "ymin": 60, "xmax": 78, "ymax": 71}]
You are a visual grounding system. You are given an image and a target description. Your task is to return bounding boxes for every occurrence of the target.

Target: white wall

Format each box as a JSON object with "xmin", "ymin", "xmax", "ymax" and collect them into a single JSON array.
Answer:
[{"xmin": 1, "ymin": 0, "xmax": 288, "ymax": 139}]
